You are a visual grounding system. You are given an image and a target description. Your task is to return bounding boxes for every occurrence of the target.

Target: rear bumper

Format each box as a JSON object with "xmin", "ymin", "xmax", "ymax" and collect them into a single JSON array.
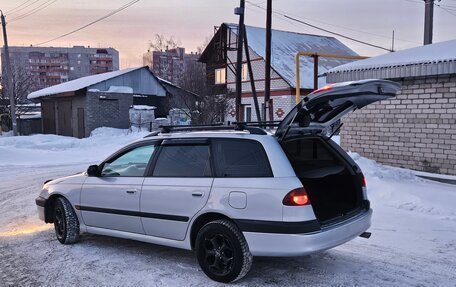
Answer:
[
  {"xmin": 243, "ymin": 209, "xmax": 372, "ymax": 257},
  {"xmin": 36, "ymin": 196, "xmax": 47, "ymax": 222}
]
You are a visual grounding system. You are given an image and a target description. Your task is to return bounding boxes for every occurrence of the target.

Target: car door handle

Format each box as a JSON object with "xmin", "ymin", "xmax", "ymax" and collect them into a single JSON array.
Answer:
[
  {"xmin": 192, "ymin": 192, "xmax": 204, "ymax": 197},
  {"xmin": 126, "ymin": 189, "xmax": 137, "ymax": 194}
]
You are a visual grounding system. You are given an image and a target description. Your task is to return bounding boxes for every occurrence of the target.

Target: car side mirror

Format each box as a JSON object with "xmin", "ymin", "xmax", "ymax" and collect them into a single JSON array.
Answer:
[{"xmin": 87, "ymin": 165, "xmax": 100, "ymax": 177}]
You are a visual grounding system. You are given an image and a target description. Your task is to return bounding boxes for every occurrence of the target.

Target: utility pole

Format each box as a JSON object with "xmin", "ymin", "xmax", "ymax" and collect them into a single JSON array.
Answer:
[
  {"xmin": 423, "ymin": 0, "xmax": 434, "ymax": 45},
  {"xmin": 243, "ymin": 25, "xmax": 262, "ymax": 122},
  {"xmin": 235, "ymin": 0, "xmax": 245, "ymax": 122},
  {"xmin": 1, "ymin": 11, "xmax": 17, "ymax": 136},
  {"xmin": 264, "ymin": 0, "xmax": 272, "ymax": 122}
]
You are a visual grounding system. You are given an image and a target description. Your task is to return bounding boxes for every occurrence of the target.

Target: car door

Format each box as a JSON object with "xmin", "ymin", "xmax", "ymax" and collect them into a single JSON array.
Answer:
[
  {"xmin": 80, "ymin": 143, "xmax": 157, "ymax": 234},
  {"xmin": 141, "ymin": 138, "xmax": 213, "ymax": 240}
]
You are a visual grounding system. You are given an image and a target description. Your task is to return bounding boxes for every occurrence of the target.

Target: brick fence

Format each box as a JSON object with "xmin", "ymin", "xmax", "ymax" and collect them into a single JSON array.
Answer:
[{"xmin": 340, "ymin": 75, "xmax": 456, "ymax": 175}]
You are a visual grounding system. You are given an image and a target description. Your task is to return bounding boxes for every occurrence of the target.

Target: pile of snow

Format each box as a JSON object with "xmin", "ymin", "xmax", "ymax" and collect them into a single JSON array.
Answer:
[
  {"xmin": 0, "ymin": 131, "xmax": 13, "ymax": 137},
  {"xmin": 0, "ymin": 127, "xmax": 148, "ymax": 167},
  {"xmin": 349, "ymin": 151, "xmax": 419, "ymax": 182},
  {"xmin": 348, "ymin": 151, "xmax": 456, "ymax": 221},
  {"xmin": 131, "ymin": 105, "xmax": 156, "ymax": 110}
]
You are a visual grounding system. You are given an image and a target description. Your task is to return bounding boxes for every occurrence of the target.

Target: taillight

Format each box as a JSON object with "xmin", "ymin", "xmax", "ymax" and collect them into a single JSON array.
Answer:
[
  {"xmin": 361, "ymin": 173, "xmax": 368, "ymax": 199},
  {"xmin": 282, "ymin": 187, "xmax": 310, "ymax": 206}
]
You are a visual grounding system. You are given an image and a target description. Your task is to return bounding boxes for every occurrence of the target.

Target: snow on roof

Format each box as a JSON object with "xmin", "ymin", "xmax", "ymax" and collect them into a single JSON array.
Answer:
[
  {"xmin": 28, "ymin": 67, "xmax": 142, "ymax": 99},
  {"xmin": 157, "ymin": 77, "xmax": 174, "ymax": 86},
  {"xmin": 157, "ymin": 76, "xmax": 199, "ymax": 97},
  {"xmin": 328, "ymin": 39, "xmax": 456, "ymax": 74},
  {"xmin": 227, "ymin": 23, "xmax": 359, "ymax": 89},
  {"xmin": 130, "ymin": 105, "xmax": 156, "ymax": 110},
  {"xmin": 19, "ymin": 112, "xmax": 41, "ymax": 119}
]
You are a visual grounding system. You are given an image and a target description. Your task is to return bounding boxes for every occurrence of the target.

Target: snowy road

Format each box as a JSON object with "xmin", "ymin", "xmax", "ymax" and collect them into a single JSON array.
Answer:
[{"xmin": 1, "ymin": 130, "xmax": 456, "ymax": 286}]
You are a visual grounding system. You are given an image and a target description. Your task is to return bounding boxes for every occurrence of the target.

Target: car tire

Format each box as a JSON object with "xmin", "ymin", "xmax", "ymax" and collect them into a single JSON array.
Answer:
[
  {"xmin": 53, "ymin": 197, "xmax": 80, "ymax": 244},
  {"xmin": 195, "ymin": 219, "xmax": 252, "ymax": 283}
]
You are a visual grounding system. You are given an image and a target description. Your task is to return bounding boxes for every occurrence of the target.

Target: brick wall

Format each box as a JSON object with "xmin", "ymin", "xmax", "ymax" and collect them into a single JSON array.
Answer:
[
  {"xmin": 341, "ymin": 75, "xmax": 456, "ymax": 175},
  {"xmin": 85, "ymin": 91, "xmax": 133, "ymax": 136}
]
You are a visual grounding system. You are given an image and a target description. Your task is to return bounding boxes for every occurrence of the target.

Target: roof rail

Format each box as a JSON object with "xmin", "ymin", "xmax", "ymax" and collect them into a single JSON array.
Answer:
[
  {"xmin": 160, "ymin": 123, "xmax": 224, "ymax": 133},
  {"xmin": 155, "ymin": 122, "xmax": 268, "ymax": 135},
  {"xmin": 143, "ymin": 130, "xmax": 160, "ymax": 138},
  {"xmin": 232, "ymin": 121, "xmax": 281, "ymax": 127}
]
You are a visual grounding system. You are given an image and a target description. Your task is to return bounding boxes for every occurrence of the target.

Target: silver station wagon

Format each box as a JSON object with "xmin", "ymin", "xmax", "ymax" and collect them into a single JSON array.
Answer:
[{"xmin": 36, "ymin": 79, "xmax": 401, "ymax": 282}]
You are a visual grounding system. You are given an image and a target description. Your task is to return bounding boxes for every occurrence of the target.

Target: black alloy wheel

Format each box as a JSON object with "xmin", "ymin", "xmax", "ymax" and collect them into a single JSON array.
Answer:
[
  {"xmin": 203, "ymin": 233, "xmax": 235, "ymax": 276},
  {"xmin": 195, "ymin": 219, "xmax": 252, "ymax": 283}
]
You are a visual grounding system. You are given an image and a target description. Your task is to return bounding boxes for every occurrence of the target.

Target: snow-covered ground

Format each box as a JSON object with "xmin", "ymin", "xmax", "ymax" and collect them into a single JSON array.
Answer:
[
  {"xmin": 0, "ymin": 129, "xmax": 455, "ymax": 286},
  {"xmin": 0, "ymin": 127, "xmax": 149, "ymax": 167}
]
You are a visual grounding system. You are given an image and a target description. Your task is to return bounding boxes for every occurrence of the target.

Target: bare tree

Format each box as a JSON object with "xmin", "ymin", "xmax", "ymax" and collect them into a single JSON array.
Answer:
[
  {"xmin": 196, "ymin": 36, "xmax": 212, "ymax": 54},
  {"xmin": 148, "ymin": 34, "xmax": 181, "ymax": 52},
  {"xmin": 12, "ymin": 65, "xmax": 35, "ymax": 116},
  {"xmin": 174, "ymin": 54, "xmax": 234, "ymax": 125},
  {"xmin": 0, "ymin": 64, "xmax": 36, "ymax": 131}
]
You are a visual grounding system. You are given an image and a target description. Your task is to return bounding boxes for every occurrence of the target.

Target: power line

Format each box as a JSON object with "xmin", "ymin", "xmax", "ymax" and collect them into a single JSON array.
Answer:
[
  {"xmin": 35, "ymin": 0, "xmax": 140, "ymax": 46},
  {"xmin": 246, "ymin": 2, "xmax": 314, "ymax": 34},
  {"xmin": 6, "ymin": 0, "xmax": 40, "ymax": 16},
  {"xmin": 9, "ymin": 0, "xmax": 57, "ymax": 23},
  {"xmin": 436, "ymin": 3, "xmax": 456, "ymax": 10},
  {"xmin": 439, "ymin": 3, "xmax": 456, "ymax": 8},
  {"xmin": 435, "ymin": 3, "xmax": 456, "ymax": 16},
  {"xmin": 246, "ymin": 1, "xmax": 393, "ymax": 52},
  {"xmin": 251, "ymin": 1, "xmax": 420, "ymax": 44},
  {"xmin": 281, "ymin": 14, "xmax": 393, "ymax": 51},
  {"xmin": 401, "ymin": 0, "xmax": 423, "ymax": 4},
  {"xmin": 5, "ymin": 0, "xmax": 34, "ymax": 14}
]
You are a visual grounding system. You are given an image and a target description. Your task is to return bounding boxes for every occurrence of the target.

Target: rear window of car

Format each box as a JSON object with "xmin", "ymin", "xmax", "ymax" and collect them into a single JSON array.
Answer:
[
  {"xmin": 212, "ymin": 139, "xmax": 272, "ymax": 177},
  {"xmin": 153, "ymin": 145, "xmax": 212, "ymax": 177}
]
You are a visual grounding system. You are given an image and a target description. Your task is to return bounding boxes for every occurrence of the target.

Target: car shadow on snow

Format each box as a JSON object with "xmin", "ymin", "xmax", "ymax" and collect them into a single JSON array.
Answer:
[
  {"xmin": 73, "ymin": 233, "xmax": 375, "ymax": 286},
  {"xmin": 4, "ymin": 230, "xmax": 412, "ymax": 286}
]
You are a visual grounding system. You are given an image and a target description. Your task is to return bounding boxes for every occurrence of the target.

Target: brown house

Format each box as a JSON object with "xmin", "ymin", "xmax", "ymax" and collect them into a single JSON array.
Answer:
[{"xmin": 199, "ymin": 23, "xmax": 359, "ymax": 122}]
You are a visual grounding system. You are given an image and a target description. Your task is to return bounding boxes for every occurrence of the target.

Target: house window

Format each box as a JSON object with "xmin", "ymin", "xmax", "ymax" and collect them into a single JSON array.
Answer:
[
  {"xmin": 242, "ymin": 63, "xmax": 248, "ymax": 81},
  {"xmin": 245, "ymin": 106, "xmax": 252, "ymax": 122},
  {"xmin": 215, "ymin": 68, "xmax": 226, "ymax": 85}
]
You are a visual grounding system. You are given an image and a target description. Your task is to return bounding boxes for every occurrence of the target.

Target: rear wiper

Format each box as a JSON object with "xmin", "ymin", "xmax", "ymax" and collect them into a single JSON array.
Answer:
[{"xmin": 326, "ymin": 122, "xmax": 343, "ymax": 141}]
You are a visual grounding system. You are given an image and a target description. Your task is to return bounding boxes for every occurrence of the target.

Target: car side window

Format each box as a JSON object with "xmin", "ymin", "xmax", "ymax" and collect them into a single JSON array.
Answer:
[
  {"xmin": 152, "ymin": 145, "xmax": 212, "ymax": 177},
  {"xmin": 101, "ymin": 145, "xmax": 155, "ymax": 177},
  {"xmin": 213, "ymin": 139, "xmax": 273, "ymax": 177}
]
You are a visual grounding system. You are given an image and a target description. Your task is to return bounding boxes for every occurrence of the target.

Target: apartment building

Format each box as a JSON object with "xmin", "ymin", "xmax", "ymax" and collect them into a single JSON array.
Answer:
[
  {"xmin": 1, "ymin": 46, "xmax": 119, "ymax": 100},
  {"xmin": 143, "ymin": 47, "xmax": 200, "ymax": 85}
]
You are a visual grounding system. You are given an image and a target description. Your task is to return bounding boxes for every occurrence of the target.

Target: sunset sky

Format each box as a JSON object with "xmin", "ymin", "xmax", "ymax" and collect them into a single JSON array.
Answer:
[{"xmin": 2, "ymin": 0, "xmax": 455, "ymax": 68}]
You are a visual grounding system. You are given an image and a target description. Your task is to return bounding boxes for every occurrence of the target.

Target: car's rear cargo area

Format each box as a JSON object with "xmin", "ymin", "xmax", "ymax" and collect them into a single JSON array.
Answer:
[{"xmin": 281, "ymin": 137, "xmax": 365, "ymax": 224}]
